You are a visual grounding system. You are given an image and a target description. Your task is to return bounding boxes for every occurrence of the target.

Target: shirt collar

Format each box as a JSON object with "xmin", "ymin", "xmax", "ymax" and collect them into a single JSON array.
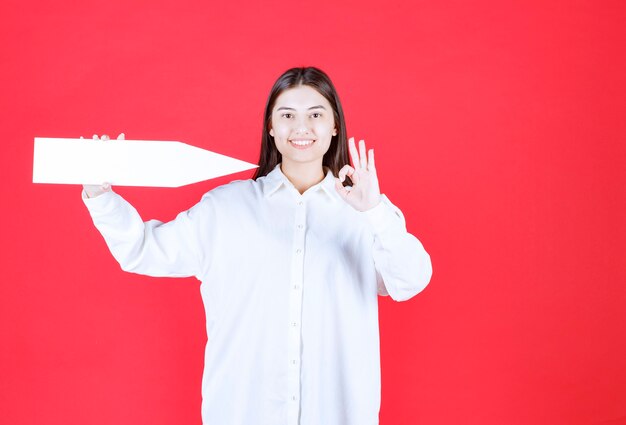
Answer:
[{"xmin": 262, "ymin": 163, "xmax": 340, "ymax": 202}]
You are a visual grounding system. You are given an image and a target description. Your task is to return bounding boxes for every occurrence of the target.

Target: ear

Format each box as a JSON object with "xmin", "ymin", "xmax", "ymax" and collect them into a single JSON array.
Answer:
[
  {"xmin": 332, "ymin": 128, "xmax": 337, "ymax": 136},
  {"xmin": 269, "ymin": 128, "xmax": 274, "ymax": 137}
]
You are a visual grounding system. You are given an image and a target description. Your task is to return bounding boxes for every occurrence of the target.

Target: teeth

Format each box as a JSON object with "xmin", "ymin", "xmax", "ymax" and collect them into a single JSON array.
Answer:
[{"xmin": 291, "ymin": 140, "xmax": 314, "ymax": 146}]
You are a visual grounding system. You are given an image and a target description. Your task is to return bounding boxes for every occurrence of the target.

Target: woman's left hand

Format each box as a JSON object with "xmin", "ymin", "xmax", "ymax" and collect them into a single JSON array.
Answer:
[{"xmin": 335, "ymin": 137, "xmax": 382, "ymax": 212}]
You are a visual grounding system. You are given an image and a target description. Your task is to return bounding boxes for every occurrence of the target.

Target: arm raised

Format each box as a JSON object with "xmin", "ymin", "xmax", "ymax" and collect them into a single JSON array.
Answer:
[
  {"xmin": 83, "ymin": 189, "xmax": 210, "ymax": 279},
  {"xmin": 364, "ymin": 195, "xmax": 432, "ymax": 302}
]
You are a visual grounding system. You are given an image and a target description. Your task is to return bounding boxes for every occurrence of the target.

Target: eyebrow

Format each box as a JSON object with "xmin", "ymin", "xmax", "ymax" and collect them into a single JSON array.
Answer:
[{"xmin": 276, "ymin": 105, "xmax": 327, "ymax": 111}]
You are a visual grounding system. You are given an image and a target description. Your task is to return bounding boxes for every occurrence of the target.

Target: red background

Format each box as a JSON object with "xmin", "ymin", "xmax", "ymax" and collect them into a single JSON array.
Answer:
[{"xmin": 1, "ymin": 0, "xmax": 624, "ymax": 424}]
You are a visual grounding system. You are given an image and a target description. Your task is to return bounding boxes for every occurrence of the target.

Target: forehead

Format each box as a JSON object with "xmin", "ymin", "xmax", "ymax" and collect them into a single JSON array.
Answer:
[{"xmin": 273, "ymin": 85, "xmax": 332, "ymax": 111}]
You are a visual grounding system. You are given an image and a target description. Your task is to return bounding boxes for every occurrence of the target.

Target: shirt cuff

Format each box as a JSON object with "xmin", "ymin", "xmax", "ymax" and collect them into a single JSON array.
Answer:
[
  {"xmin": 81, "ymin": 190, "xmax": 120, "ymax": 216},
  {"xmin": 362, "ymin": 194, "xmax": 403, "ymax": 235}
]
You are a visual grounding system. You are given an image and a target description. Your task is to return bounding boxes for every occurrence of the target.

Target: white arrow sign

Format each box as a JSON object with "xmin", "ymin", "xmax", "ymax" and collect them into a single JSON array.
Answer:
[{"xmin": 33, "ymin": 137, "xmax": 259, "ymax": 187}]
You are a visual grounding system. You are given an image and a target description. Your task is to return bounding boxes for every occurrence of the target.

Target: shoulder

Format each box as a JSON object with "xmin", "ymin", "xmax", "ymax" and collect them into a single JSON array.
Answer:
[{"xmin": 199, "ymin": 177, "xmax": 262, "ymax": 206}]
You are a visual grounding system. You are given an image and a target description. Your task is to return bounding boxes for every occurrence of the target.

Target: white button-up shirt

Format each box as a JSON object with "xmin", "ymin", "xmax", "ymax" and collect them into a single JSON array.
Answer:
[{"xmin": 83, "ymin": 163, "xmax": 432, "ymax": 425}]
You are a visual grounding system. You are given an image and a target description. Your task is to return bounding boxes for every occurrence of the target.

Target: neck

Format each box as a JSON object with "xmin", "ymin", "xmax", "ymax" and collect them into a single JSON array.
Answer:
[{"xmin": 280, "ymin": 160, "xmax": 326, "ymax": 195}]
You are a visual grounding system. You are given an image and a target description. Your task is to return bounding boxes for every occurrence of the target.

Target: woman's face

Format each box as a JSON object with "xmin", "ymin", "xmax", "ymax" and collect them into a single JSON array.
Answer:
[{"xmin": 269, "ymin": 85, "xmax": 337, "ymax": 169}]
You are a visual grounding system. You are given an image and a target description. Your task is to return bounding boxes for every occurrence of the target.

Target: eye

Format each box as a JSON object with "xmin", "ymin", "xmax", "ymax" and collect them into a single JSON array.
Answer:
[
  {"xmin": 281, "ymin": 113, "xmax": 293, "ymax": 119},
  {"xmin": 311, "ymin": 113, "xmax": 322, "ymax": 118}
]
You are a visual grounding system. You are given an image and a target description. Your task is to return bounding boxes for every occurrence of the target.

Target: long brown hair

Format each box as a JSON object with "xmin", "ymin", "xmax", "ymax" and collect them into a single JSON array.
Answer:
[{"xmin": 253, "ymin": 67, "xmax": 351, "ymax": 185}]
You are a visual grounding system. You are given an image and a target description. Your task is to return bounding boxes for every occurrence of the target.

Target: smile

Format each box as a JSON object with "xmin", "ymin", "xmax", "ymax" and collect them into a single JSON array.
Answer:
[{"xmin": 289, "ymin": 139, "xmax": 316, "ymax": 149}]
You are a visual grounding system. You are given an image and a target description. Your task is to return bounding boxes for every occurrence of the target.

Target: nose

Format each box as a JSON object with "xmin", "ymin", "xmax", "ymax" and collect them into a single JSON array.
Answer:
[
  {"xmin": 294, "ymin": 122, "xmax": 311, "ymax": 136},
  {"xmin": 293, "ymin": 116, "xmax": 311, "ymax": 135}
]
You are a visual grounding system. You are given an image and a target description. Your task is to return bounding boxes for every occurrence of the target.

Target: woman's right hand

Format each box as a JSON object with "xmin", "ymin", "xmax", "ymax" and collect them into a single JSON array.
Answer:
[{"xmin": 82, "ymin": 133, "xmax": 125, "ymax": 198}]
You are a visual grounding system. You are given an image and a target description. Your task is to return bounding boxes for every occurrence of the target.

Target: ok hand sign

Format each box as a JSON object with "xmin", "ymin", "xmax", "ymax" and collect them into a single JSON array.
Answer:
[{"xmin": 334, "ymin": 137, "xmax": 381, "ymax": 212}]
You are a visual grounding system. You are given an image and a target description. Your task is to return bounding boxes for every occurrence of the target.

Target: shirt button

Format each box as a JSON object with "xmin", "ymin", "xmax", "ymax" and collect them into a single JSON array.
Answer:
[
  {"xmin": 292, "ymin": 359, "xmax": 297, "ymax": 365},
  {"xmin": 292, "ymin": 322, "xmax": 297, "ymax": 327},
  {"xmin": 298, "ymin": 201, "xmax": 303, "ymax": 206},
  {"xmin": 296, "ymin": 249, "xmax": 302, "ymax": 254},
  {"xmin": 292, "ymin": 395, "xmax": 297, "ymax": 401},
  {"xmin": 293, "ymin": 284, "xmax": 300, "ymax": 290},
  {"xmin": 297, "ymin": 224, "xmax": 303, "ymax": 229}
]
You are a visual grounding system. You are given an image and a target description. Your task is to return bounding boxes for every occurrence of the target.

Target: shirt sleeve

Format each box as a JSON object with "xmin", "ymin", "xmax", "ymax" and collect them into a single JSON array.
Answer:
[
  {"xmin": 82, "ymin": 189, "xmax": 210, "ymax": 278},
  {"xmin": 362, "ymin": 194, "xmax": 433, "ymax": 302}
]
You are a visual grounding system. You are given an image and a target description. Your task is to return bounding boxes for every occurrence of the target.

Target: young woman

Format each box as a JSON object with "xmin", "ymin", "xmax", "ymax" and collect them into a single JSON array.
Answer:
[{"xmin": 83, "ymin": 67, "xmax": 432, "ymax": 425}]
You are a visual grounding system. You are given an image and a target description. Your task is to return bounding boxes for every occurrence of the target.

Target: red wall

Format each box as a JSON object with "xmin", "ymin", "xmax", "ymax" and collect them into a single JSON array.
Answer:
[{"xmin": 1, "ymin": 0, "xmax": 624, "ymax": 424}]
